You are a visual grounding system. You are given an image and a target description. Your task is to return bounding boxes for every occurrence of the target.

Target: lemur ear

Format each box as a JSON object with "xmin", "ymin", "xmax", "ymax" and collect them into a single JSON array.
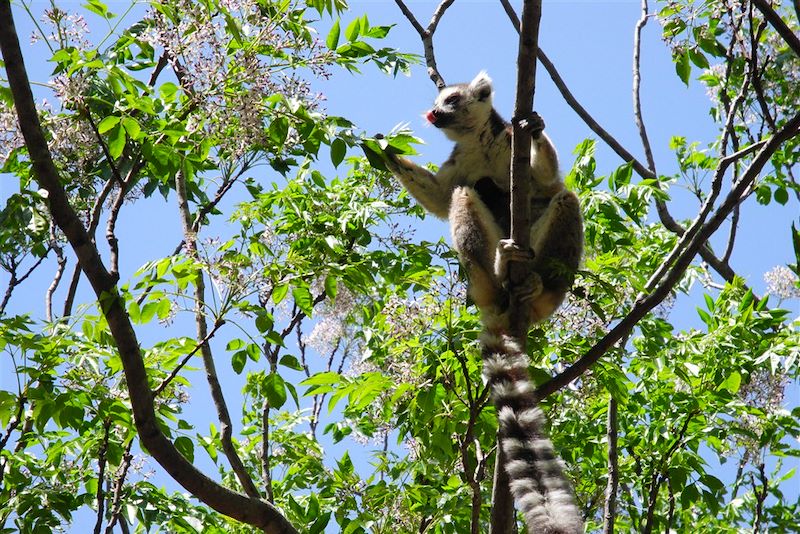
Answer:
[{"xmin": 469, "ymin": 71, "xmax": 493, "ymax": 102}]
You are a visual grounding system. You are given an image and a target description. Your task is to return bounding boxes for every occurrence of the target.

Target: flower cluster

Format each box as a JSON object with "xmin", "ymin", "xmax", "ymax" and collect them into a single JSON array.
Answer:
[
  {"xmin": 141, "ymin": 0, "xmax": 333, "ymax": 159},
  {"xmin": 764, "ymin": 265, "xmax": 800, "ymax": 300}
]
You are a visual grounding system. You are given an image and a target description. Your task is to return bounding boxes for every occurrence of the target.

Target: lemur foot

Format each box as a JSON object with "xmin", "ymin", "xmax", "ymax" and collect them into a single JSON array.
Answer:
[
  {"xmin": 514, "ymin": 112, "xmax": 545, "ymax": 139},
  {"xmin": 496, "ymin": 239, "xmax": 543, "ymax": 302}
]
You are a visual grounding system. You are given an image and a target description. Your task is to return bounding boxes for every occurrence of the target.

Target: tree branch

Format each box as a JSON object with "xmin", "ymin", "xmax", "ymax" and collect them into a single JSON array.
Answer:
[
  {"xmin": 0, "ymin": 4, "xmax": 295, "ymax": 531},
  {"xmin": 93, "ymin": 419, "xmax": 111, "ymax": 534},
  {"xmin": 392, "ymin": 0, "xmax": 453, "ymax": 88},
  {"xmin": 175, "ymin": 169, "xmax": 261, "ymax": 500},
  {"xmin": 104, "ymin": 439, "xmax": 133, "ymax": 534},
  {"xmin": 46, "ymin": 222, "xmax": 66, "ymax": 322},
  {"xmin": 602, "ymin": 396, "xmax": 619, "ymax": 534},
  {"xmin": 632, "ymin": 0, "xmax": 656, "ymax": 174},
  {"xmin": 751, "ymin": 0, "xmax": 800, "ymax": 58},
  {"xmin": 537, "ymin": 111, "xmax": 800, "ymax": 399}
]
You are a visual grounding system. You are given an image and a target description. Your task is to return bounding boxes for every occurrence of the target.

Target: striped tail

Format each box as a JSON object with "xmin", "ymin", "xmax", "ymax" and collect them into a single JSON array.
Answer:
[{"xmin": 482, "ymin": 331, "xmax": 584, "ymax": 534}]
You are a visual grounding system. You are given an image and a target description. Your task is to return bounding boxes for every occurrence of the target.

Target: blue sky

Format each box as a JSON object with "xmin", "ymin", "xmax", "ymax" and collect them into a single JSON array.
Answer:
[{"xmin": 2, "ymin": 0, "xmax": 798, "ymax": 531}]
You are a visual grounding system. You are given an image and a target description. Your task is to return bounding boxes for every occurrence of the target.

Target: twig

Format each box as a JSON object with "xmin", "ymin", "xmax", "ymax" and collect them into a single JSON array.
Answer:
[
  {"xmin": 642, "ymin": 411, "xmax": 696, "ymax": 534},
  {"xmin": 0, "ymin": 250, "xmax": 49, "ymax": 315},
  {"xmin": 104, "ymin": 440, "xmax": 133, "ymax": 534},
  {"xmin": 261, "ymin": 396, "xmax": 274, "ymax": 503},
  {"xmin": 151, "ymin": 318, "xmax": 226, "ymax": 397},
  {"xmin": 174, "ymin": 169, "xmax": 261, "ymax": 500},
  {"xmin": 723, "ymin": 204, "xmax": 739, "ymax": 264},
  {"xmin": 63, "ymin": 178, "xmax": 116, "ymax": 317},
  {"xmin": 632, "ymin": 0, "xmax": 656, "ymax": 174},
  {"xmin": 46, "ymin": 222, "xmax": 66, "ymax": 322},
  {"xmin": 602, "ymin": 396, "xmax": 619, "ymax": 534},
  {"xmin": 752, "ymin": 461, "xmax": 768, "ymax": 533},
  {"xmin": 392, "ymin": 0, "xmax": 452, "ymax": 88},
  {"xmin": 93, "ymin": 419, "xmax": 111, "ymax": 534}
]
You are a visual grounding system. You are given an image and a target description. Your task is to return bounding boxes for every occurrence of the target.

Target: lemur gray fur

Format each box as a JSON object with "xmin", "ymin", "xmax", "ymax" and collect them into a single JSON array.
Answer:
[{"xmin": 384, "ymin": 72, "xmax": 584, "ymax": 534}]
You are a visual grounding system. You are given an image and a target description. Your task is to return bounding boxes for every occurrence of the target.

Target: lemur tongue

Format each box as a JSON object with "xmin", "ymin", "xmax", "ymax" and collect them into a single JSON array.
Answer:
[{"xmin": 425, "ymin": 110, "xmax": 437, "ymax": 124}]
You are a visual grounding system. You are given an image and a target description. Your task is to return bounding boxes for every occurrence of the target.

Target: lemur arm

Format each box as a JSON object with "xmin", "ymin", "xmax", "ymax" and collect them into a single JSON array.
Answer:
[{"xmin": 385, "ymin": 154, "xmax": 453, "ymax": 219}]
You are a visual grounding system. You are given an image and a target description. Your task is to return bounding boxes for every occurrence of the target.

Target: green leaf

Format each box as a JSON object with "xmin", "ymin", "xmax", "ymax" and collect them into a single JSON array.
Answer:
[
  {"xmin": 675, "ymin": 50, "xmax": 691, "ymax": 86},
  {"xmin": 159, "ymin": 82, "xmax": 179, "ymax": 101},
  {"xmin": 774, "ymin": 187, "xmax": 789, "ymax": 205},
  {"xmin": 97, "ymin": 115, "xmax": 120, "ymax": 134},
  {"xmin": 292, "ymin": 285, "xmax": 314, "ymax": 317},
  {"xmin": 324, "ymin": 275, "xmax": 338, "ymax": 300},
  {"xmin": 688, "ymin": 48, "xmax": 709, "ymax": 69},
  {"xmin": 108, "ymin": 125, "xmax": 126, "ymax": 159},
  {"xmin": 174, "ymin": 436, "xmax": 194, "ymax": 462},
  {"xmin": 83, "ymin": 0, "xmax": 112, "ymax": 18},
  {"xmin": 344, "ymin": 18, "xmax": 361, "ymax": 42},
  {"xmin": 270, "ymin": 117, "xmax": 289, "ymax": 146},
  {"xmin": 121, "ymin": 117, "xmax": 141, "ymax": 139},
  {"xmin": 272, "ymin": 283, "xmax": 288, "ymax": 304},
  {"xmin": 326, "ymin": 19, "xmax": 340, "ymax": 49},
  {"xmin": 719, "ymin": 371, "xmax": 742, "ymax": 394},
  {"xmin": 231, "ymin": 350, "xmax": 246, "ymax": 374},
  {"xmin": 279, "ymin": 354, "xmax": 304, "ymax": 371},
  {"xmin": 264, "ymin": 373, "xmax": 287, "ymax": 409},
  {"xmin": 330, "ymin": 137, "xmax": 346, "ymax": 167}
]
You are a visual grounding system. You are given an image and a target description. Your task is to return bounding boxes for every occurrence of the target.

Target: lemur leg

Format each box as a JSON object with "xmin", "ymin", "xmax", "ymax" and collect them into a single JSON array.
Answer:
[
  {"xmin": 527, "ymin": 190, "xmax": 584, "ymax": 323},
  {"xmin": 449, "ymin": 187, "xmax": 505, "ymax": 315},
  {"xmin": 385, "ymin": 154, "xmax": 453, "ymax": 219}
]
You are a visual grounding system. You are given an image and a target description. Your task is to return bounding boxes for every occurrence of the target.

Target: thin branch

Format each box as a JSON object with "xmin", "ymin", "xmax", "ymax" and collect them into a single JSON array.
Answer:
[
  {"xmin": 93, "ymin": 419, "xmax": 111, "ymax": 534},
  {"xmin": 538, "ymin": 111, "xmax": 800, "ymax": 399},
  {"xmin": 151, "ymin": 318, "xmax": 226, "ymax": 397},
  {"xmin": 392, "ymin": 0, "xmax": 451, "ymax": 88},
  {"xmin": 105, "ymin": 183, "xmax": 126, "ymax": 280},
  {"xmin": 0, "ymin": 6, "xmax": 295, "ymax": 530},
  {"xmin": 633, "ymin": 0, "xmax": 656, "ymax": 174},
  {"xmin": 752, "ymin": 461, "xmax": 768, "ymax": 533},
  {"xmin": 46, "ymin": 222, "xmax": 66, "ymax": 322},
  {"xmin": 751, "ymin": 0, "xmax": 800, "ymax": 58},
  {"xmin": 261, "ymin": 396, "xmax": 274, "ymax": 503},
  {"xmin": 1, "ymin": 251, "xmax": 49, "ymax": 315},
  {"xmin": 175, "ymin": 169, "xmax": 261, "ymax": 500},
  {"xmin": 104, "ymin": 440, "xmax": 133, "ymax": 534},
  {"xmin": 723, "ymin": 204, "xmax": 739, "ymax": 264},
  {"xmin": 83, "ymin": 105, "xmax": 125, "ymax": 185},
  {"xmin": 63, "ymin": 178, "xmax": 116, "ymax": 317},
  {"xmin": 602, "ymin": 396, "xmax": 619, "ymax": 534},
  {"xmin": 642, "ymin": 412, "xmax": 696, "ymax": 534}
]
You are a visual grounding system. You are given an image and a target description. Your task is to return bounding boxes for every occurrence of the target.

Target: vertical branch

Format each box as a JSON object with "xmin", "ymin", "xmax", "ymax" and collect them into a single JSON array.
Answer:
[
  {"xmin": 490, "ymin": 2, "xmax": 543, "ymax": 532},
  {"xmin": 602, "ymin": 397, "xmax": 619, "ymax": 534},
  {"xmin": 509, "ymin": 0, "xmax": 541, "ymax": 251},
  {"xmin": 104, "ymin": 440, "xmax": 133, "ymax": 534},
  {"xmin": 174, "ymin": 170, "xmax": 261, "ymax": 500},
  {"xmin": 93, "ymin": 419, "xmax": 111, "ymax": 534},
  {"xmin": 632, "ymin": 0, "xmax": 656, "ymax": 174},
  {"xmin": 752, "ymin": 461, "xmax": 768, "ymax": 533},
  {"xmin": 46, "ymin": 222, "xmax": 66, "ymax": 322}
]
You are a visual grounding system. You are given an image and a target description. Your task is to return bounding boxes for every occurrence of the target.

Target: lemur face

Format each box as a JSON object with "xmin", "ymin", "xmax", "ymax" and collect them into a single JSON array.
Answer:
[{"xmin": 426, "ymin": 72, "xmax": 494, "ymax": 140}]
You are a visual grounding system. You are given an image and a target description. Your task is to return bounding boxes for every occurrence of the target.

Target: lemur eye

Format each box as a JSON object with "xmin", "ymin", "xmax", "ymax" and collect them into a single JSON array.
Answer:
[{"xmin": 444, "ymin": 94, "xmax": 461, "ymax": 106}]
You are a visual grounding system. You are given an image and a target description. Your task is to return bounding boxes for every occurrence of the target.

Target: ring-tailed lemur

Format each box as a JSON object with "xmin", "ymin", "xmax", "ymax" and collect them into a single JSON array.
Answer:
[{"xmin": 384, "ymin": 72, "xmax": 584, "ymax": 533}]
